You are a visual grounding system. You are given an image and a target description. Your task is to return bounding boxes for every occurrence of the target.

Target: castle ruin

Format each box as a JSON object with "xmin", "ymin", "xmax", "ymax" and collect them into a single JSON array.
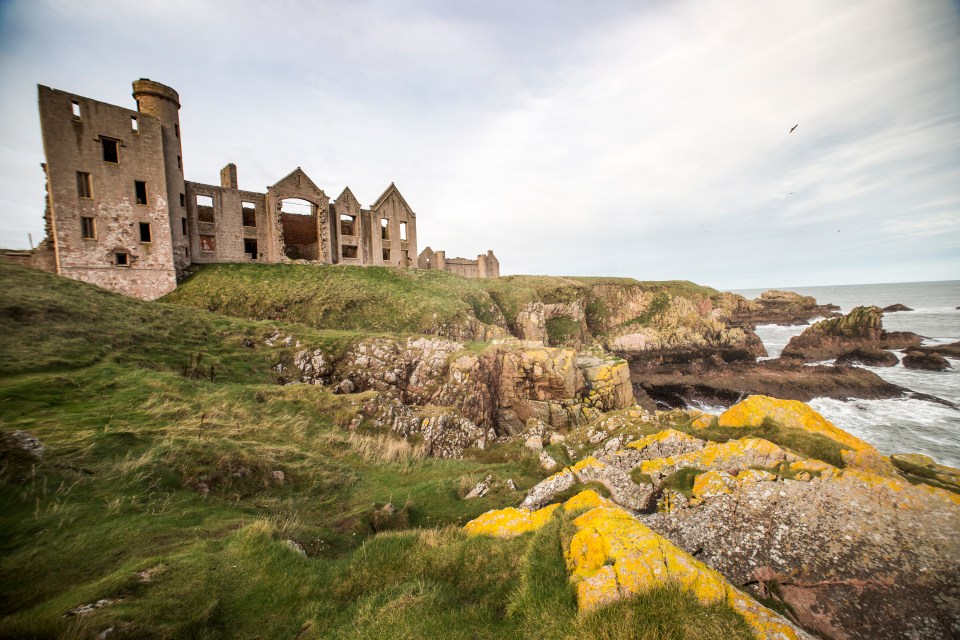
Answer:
[{"xmin": 17, "ymin": 79, "xmax": 498, "ymax": 300}]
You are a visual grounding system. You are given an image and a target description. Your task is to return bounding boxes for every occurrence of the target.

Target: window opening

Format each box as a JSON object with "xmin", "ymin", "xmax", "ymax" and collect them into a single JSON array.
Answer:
[
  {"xmin": 382, "ymin": 248, "xmax": 391, "ymax": 261},
  {"xmin": 131, "ymin": 116, "xmax": 138, "ymax": 132},
  {"xmin": 134, "ymin": 181, "xmax": 147, "ymax": 205},
  {"xmin": 242, "ymin": 202, "xmax": 257, "ymax": 227},
  {"xmin": 199, "ymin": 235, "xmax": 216, "ymax": 252},
  {"xmin": 101, "ymin": 138, "xmax": 119, "ymax": 163},
  {"xmin": 381, "ymin": 218, "xmax": 390, "ymax": 240},
  {"xmin": 76, "ymin": 171, "xmax": 92, "ymax": 199},
  {"xmin": 115, "ymin": 252, "xmax": 129, "ymax": 267},
  {"xmin": 400, "ymin": 222, "xmax": 407, "ymax": 240},
  {"xmin": 342, "ymin": 245, "xmax": 358, "ymax": 259},
  {"xmin": 244, "ymin": 239, "xmax": 258, "ymax": 259},
  {"xmin": 81, "ymin": 216, "xmax": 95, "ymax": 239},
  {"xmin": 181, "ymin": 217, "xmax": 187, "ymax": 235},
  {"xmin": 340, "ymin": 214, "xmax": 356, "ymax": 236},
  {"xmin": 71, "ymin": 101, "xmax": 81, "ymax": 119},
  {"xmin": 139, "ymin": 222, "xmax": 152, "ymax": 243},
  {"xmin": 197, "ymin": 195, "xmax": 214, "ymax": 222},
  {"xmin": 280, "ymin": 198, "xmax": 318, "ymax": 260},
  {"xmin": 174, "ymin": 123, "xmax": 179, "ymax": 138},
  {"xmin": 180, "ymin": 193, "xmax": 185, "ymax": 208},
  {"xmin": 177, "ymin": 155, "xmax": 182, "ymax": 170}
]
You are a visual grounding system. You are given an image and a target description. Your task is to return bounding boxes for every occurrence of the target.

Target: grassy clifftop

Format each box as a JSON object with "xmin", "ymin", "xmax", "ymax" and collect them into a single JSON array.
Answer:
[{"xmin": 164, "ymin": 264, "xmax": 724, "ymax": 341}]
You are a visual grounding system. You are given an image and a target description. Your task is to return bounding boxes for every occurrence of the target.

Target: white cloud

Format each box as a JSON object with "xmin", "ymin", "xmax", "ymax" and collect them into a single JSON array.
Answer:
[{"xmin": 0, "ymin": 0, "xmax": 956, "ymax": 288}]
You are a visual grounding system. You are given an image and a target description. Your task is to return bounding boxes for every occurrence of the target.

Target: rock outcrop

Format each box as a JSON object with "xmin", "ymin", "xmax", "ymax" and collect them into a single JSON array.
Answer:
[
  {"xmin": 631, "ymin": 358, "xmax": 905, "ymax": 410},
  {"xmin": 891, "ymin": 453, "xmax": 960, "ymax": 494},
  {"xmin": 606, "ymin": 294, "xmax": 766, "ymax": 363},
  {"xmin": 882, "ymin": 303, "xmax": 913, "ymax": 313},
  {"xmin": 902, "ymin": 348, "xmax": 951, "ymax": 371},
  {"xmin": 781, "ymin": 306, "xmax": 920, "ymax": 362},
  {"xmin": 725, "ymin": 290, "xmax": 841, "ymax": 328},
  {"xmin": 465, "ymin": 490, "xmax": 813, "ymax": 639},
  {"xmin": 333, "ymin": 337, "xmax": 635, "ymax": 442},
  {"xmin": 833, "ymin": 346, "xmax": 899, "ymax": 367}
]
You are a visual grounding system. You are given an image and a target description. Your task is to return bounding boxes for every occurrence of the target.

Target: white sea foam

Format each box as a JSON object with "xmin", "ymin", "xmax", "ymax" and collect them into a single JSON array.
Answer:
[{"xmin": 808, "ymin": 397, "xmax": 960, "ymax": 469}]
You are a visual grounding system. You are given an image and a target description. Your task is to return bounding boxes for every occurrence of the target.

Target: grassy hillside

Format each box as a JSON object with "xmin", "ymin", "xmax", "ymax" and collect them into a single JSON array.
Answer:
[
  {"xmin": 164, "ymin": 264, "xmax": 724, "ymax": 340},
  {"xmin": 163, "ymin": 264, "xmax": 505, "ymax": 334},
  {"xmin": 0, "ymin": 264, "xmax": 753, "ymax": 638}
]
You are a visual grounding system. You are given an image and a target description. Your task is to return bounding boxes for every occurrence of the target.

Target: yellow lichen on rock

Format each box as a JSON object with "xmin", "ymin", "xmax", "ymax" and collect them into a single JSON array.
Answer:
[
  {"xmin": 693, "ymin": 470, "xmax": 737, "ymax": 499},
  {"xmin": 718, "ymin": 395, "xmax": 873, "ymax": 453},
  {"xmin": 640, "ymin": 437, "xmax": 785, "ymax": 477},
  {"xmin": 691, "ymin": 412, "xmax": 716, "ymax": 429},
  {"xmin": 462, "ymin": 504, "xmax": 559, "ymax": 538},
  {"xmin": 571, "ymin": 457, "xmax": 605, "ymax": 473},
  {"xmin": 736, "ymin": 468, "xmax": 777, "ymax": 483},
  {"xmin": 563, "ymin": 488, "xmax": 616, "ymax": 513},
  {"xmin": 563, "ymin": 500, "xmax": 807, "ymax": 639},
  {"xmin": 625, "ymin": 429, "xmax": 700, "ymax": 450}
]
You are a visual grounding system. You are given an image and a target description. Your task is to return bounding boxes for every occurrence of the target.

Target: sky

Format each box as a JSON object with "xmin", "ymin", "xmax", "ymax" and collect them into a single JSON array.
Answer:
[{"xmin": 0, "ymin": 0, "xmax": 957, "ymax": 290}]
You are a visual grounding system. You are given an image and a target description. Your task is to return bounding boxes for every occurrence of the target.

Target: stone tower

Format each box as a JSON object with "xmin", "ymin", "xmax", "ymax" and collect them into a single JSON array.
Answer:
[{"xmin": 132, "ymin": 79, "xmax": 188, "ymax": 272}]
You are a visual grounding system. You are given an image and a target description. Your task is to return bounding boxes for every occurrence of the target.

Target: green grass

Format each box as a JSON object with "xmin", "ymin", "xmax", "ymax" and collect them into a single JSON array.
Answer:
[
  {"xmin": 546, "ymin": 316, "xmax": 581, "ymax": 346},
  {"xmin": 162, "ymin": 265, "xmax": 730, "ymax": 346},
  {"xmin": 659, "ymin": 467, "xmax": 705, "ymax": 498},
  {"xmin": 166, "ymin": 263, "xmax": 505, "ymax": 336},
  {"xmin": 0, "ymin": 265, "xmax": 764, "ymax": 638}
]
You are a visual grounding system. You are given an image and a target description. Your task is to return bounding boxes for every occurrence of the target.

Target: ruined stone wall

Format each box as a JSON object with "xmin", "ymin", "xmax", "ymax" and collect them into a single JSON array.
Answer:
[
  {"xmin": 38, "ymin": 85, "xmax": 176, "ymax": 300},
  {"xmin": 417, "ymin": 248, "xmax": 500, "ymax": 279},
  {"xmin": 185, "ymin": 180, "xmax": 268, "ymax": 264},
  {"xmin": 132, "ymin": 80, "xmax": 188, "ymax": 276},
  {"xmin": 371, "ymin": 186, "xmax": 418, "ymax": 268},
  {"xmin": 332, "ymin": 188, "xmax": 363, "ymax": 266},
  {"xmin": 444, "ymin": 258, "xmax": 480, "ymax": 278}
]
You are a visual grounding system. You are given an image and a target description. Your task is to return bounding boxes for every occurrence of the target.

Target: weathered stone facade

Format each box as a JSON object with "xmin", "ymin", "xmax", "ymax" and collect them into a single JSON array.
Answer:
[
  {"xmin": 418, "ymin": 247, "xmax": 499, "ymax": 278},
  {"xmin": 20, "ymin": 79, "xmax": 499, "ymax": 301}
]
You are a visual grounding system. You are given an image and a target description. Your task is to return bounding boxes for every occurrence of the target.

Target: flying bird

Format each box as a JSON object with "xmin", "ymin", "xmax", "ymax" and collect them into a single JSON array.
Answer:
[{"xmin": 789, "ymin": 124, "xmax": 799, "ymax": 133}]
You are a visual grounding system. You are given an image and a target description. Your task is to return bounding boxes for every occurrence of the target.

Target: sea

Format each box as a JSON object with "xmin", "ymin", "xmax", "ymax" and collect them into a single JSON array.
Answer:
[{"xmin": 727, "ymin": 280, "xmax": 960, "ymax": 469}]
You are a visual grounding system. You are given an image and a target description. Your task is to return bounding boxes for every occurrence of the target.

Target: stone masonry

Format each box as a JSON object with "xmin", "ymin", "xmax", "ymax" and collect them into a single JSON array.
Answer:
[{"xmin": 17, "ymin": 79, "xmax": 499, "ymax": 300}]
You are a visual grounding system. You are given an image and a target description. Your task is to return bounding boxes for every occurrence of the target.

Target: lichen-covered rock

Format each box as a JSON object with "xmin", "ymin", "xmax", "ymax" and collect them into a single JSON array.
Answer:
[
  {"xmin": 890, "ymin": 453, "xmax": 960, "ymax": 495},
  {"xmin": 564, "ymin": 499, "xmax": 812, "ymax": 639},
  {"xmin": 717, "ymin": 395, "xmax": 894, "ymax": 475},
  {"xmin": 639, "ymin": 437, "xmax": 788, "ymax": 483},
  {"xmin": 520, "ymin": 468, "xmax": 577, "ymax": 510},
  {"xmin": 692, "ymin": 470, "xmax": 737, "ymax": 499},
  {"xmin": 461, "ymin": 504, "xmax": 560, "ymax": 538},
  {"xmin": 465, "ymin": 490, "xmax": 811, "ymax": 637},
  {"xmin": 520, "ymin": 457, "xmax": 655, "ymax": 511},
  {"xmin": 647, "ymin": 463, "xmax": 960, "ymax": 640}
]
